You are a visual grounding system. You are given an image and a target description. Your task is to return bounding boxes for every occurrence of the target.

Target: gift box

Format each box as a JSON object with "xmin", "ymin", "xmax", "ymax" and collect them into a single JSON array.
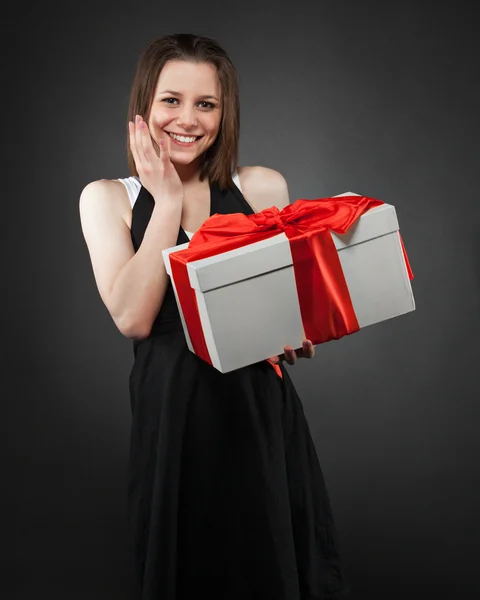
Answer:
[{"xmin": 162, "ymin": 192, "xmax": 415, "ymax": 374}]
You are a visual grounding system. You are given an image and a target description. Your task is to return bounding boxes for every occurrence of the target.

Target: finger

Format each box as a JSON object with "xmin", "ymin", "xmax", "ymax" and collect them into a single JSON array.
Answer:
[
  {"xmin": 135, "ymin": 115, "xmax": 148, "ymax": 163},
  {"xmin": 150, "ymin": 135, "xmax": 161, "ymax": 158},
  {"xmin": 302, "ymin": 340, "xmax": 315, "ymax": 358},
  {"xmin": 159, "ymin": 138, "xmax": 170, "ymax": 163},
  {"xmin": 133, "ymin": 117, "xmax": 144, "ymax": 162},
  {"xmin": 161, "ymin": 133, "xmax": 174, "ymax": 162},
  {"xmin": 284, "ymin": 347, "xmax": 297, "ymax": 365},
  {"xmin": 136, "ymin": 116, "xmax": 151, "ymax": 163},
  {"xmin": 139, "ymin": 116, "xmax": 161, "ymax": 161},
  {"xmin": 129, "ymin": 121, "xmax": 141, "ymax": 167},
  {"xmin": 139, "ymin": 119, "xmax": 158, "ymax": 162},
  {"xmin": 295, "ymin": 341, "xmax": 313, "ymax": 359}
]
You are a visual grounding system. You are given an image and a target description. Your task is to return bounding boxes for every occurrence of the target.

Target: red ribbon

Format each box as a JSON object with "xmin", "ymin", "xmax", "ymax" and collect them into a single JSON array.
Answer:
[{"xmin": 169, "ymin": 196, "xmax": 414, "ymax": 376}]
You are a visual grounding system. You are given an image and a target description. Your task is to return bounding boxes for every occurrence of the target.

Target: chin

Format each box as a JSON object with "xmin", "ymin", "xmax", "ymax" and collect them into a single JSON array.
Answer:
[{"xmin": 170, "ymin": 153, "xmax": 200, "ymax": 165}]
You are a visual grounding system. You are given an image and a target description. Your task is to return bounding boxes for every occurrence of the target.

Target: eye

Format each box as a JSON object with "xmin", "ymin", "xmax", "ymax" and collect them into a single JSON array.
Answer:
[{"xmin": 161, "ymin": 98, "xmax": 216, "ymax": 109}]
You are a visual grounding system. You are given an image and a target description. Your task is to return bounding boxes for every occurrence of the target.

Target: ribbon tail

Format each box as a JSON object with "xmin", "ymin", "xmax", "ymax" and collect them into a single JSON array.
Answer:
[
  {"xmin": 266, "ymin": 358, "xmax": 283, "ymax": 378},
  {"xmin": 170, "ymin": 254, "xmax": 213, "ymax": 366},
  {"xmin": 290, "ymin": 230, "xmax": 360, "ymax": 344},
  {"xmin": 399, "ymin": 234, "xmax": 414, "ymax": 280}
]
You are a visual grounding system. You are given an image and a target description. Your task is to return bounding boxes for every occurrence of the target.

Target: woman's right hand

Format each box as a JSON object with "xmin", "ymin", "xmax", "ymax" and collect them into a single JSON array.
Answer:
[{"xmin": 129, "ymin": 114, "xmax": 184, "ymax": 204}]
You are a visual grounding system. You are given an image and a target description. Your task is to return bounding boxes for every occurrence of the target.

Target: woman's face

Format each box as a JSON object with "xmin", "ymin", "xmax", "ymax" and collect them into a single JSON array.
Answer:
[{"xmin": 147, "ymin": 60, "xmax": 222, "ymax": 166}]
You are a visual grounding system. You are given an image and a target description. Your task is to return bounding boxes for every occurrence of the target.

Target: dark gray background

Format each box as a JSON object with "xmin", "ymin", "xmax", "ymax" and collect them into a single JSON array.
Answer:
[{"xmin": 5, "ymin": 0, "xmax": 479, "ymax": 598}]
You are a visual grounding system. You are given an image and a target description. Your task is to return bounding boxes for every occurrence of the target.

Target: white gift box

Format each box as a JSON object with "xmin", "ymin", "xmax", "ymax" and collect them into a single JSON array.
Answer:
[{"xmin": 162, "ymin": 192, "xmax": 415, "ymax": 373}]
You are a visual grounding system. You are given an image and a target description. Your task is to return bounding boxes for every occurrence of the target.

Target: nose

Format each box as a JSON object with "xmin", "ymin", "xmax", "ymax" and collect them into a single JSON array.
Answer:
[{"xmin": 176, "ymin": 105, "xmax": 198, "ymax": 130}]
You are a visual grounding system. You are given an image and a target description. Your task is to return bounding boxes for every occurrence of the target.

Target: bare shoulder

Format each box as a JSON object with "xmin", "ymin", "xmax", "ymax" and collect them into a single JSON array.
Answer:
[
  {"xmin": 79, "ymin": 178, "xmax": 136, "ymax": 335},
  {"xmin": 79, "ymin": 178, "xmax": 131, "ymax": 225},
  {"xmin": 237, "ymin": 166, "xmax": 290, "ymax": 212}
]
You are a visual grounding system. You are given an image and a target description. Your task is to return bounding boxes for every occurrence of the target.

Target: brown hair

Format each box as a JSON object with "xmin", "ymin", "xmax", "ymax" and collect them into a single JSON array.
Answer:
[{"xmin": 126, "ymin": 33, "xmax": 240, "ymax": 191}]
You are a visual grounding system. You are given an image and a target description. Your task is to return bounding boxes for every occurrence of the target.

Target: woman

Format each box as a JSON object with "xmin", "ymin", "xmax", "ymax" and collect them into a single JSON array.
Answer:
[{"xmin": 79, "ymin": 33, "xmax": 349, "ymax": 600}]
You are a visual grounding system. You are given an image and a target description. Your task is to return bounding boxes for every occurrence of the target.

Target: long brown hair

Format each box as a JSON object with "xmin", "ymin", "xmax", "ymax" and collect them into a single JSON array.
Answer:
[{"xmin": 126, "ymin": 33, "xmax": 240, "ymax": 191}]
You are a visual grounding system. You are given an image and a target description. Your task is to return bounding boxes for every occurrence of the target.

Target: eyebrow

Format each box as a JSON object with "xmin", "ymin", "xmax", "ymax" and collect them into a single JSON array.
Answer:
[{"xmin": 159, "ymin": 90, "xmax": 219, "ymax": 101}]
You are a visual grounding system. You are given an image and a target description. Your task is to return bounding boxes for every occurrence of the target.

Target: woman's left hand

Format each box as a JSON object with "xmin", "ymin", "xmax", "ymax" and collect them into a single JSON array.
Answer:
[{"xmin": 268, "ymin": 340, "xmax": 315, "ymax": 366}]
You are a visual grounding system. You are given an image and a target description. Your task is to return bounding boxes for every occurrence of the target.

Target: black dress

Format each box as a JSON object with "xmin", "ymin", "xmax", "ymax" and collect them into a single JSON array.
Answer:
[{"xmin": 127, "ymin": 178, "xmax": 349, "ymax": 599}]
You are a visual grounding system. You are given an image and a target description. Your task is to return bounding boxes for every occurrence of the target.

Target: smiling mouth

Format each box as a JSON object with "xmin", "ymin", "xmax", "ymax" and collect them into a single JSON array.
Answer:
[{"xmin": 166, "ymin": 131, "xmax": 204, "ymax": 143}]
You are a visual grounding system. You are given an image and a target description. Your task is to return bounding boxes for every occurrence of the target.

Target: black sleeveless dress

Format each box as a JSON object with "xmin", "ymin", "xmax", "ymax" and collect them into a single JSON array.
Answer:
[{"xmin": 127, "ymin": 179, "xmax": 349, "ymax": 599}]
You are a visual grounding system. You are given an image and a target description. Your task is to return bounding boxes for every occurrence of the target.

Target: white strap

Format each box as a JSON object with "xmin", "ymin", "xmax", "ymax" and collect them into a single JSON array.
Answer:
[
  {"xmin": 232, "ymin": 170, "xmax": 243, "ymax": 193},
  {"xmin": 117, "ymin": 177, "xmax": 141, "ymax": 208}
]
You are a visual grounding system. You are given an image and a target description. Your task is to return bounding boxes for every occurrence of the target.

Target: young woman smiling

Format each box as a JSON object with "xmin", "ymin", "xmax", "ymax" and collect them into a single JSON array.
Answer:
[{"xmin": 79, "ymin": 33, "xmax": 348, "ymax": 600}]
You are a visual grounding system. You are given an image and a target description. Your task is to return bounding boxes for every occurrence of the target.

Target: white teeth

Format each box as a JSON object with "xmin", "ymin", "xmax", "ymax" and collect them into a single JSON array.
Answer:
[{"xmin": 169, "ymin": 132, "xmax": 198, "ymax": 143}]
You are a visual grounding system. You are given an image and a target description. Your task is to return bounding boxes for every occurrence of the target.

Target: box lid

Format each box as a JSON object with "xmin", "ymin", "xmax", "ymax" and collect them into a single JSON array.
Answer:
[
  {"xmin": 187, "ymin": 232, "xmax": 292, "ymax": 292},
  {"xmin": 167, "ymin": 192, "xmax": 400, "ymax": 293},
  {"xmin": 330, "ymin": 193, "xmax": 399, "ymax": 250}
]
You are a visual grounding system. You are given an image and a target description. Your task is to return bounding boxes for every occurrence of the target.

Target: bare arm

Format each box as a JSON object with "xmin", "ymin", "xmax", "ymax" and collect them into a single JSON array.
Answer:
[
  {"xmin": 80, "ymin": 116, "xmax": 186, "ymax": 339},
  {"xmin": 109, "ymin": 195, "xmax": 182, "ymax": 339},
  {"xmin": 79, "ymin": 179, "xmax": 182, "ymax": 339}
]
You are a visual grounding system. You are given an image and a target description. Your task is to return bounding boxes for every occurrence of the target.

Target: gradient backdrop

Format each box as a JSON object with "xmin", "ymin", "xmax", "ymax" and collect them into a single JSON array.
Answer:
[{"xmin": 5, "ymin": 1, "xmax": 480, "ymax": 599}]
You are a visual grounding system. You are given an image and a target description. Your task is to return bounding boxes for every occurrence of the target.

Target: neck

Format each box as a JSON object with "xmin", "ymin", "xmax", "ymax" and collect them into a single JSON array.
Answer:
[{"xmin": 173, "ymin": 157, "xmax": 206, "ymax": 185}]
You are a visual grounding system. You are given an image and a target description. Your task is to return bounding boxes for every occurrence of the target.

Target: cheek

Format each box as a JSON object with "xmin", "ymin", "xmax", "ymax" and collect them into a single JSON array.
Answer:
[
  {"xmin": 206, "ymin": 116, "xmax": 222, "ymax": 135},
  {"xmin": 150, "ymin": 118, "xmax": 172, "ymax": 139},
  {"xmin": 150, "ymin": 110, "xmax": 170, "ymax": 125}
]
